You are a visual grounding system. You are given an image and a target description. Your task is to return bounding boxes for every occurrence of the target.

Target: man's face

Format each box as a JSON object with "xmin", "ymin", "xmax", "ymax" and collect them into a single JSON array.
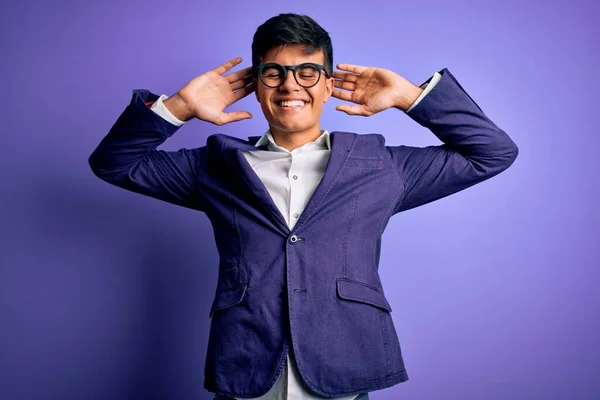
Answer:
[{"xmin": 254, "ymin": 44, "xmax": 334, "ymax": 137}]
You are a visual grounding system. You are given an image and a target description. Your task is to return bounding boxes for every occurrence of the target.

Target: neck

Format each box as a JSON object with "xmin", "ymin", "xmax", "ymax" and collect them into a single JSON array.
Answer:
[{"xmin": 270, "ymin": 126, "xmax": 323, "ymax": 151}]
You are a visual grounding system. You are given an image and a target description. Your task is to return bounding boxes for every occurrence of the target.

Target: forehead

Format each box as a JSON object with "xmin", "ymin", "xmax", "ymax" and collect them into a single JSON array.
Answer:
[{"xmin": 262, "ymin": 44, "xmax": 325, "ymax": 65}]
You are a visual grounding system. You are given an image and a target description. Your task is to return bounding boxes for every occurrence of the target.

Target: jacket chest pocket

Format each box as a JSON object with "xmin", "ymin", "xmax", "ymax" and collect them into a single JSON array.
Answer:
[{"xmin": 345, "ymin": 157, "xmax": 383, "ymax": 169}]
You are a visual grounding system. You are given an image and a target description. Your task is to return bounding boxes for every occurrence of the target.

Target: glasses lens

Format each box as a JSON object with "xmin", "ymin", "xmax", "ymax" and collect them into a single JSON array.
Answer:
[
  {"xmin": 261, "ymin": 64, "xmax": 284, "ymax": 87},
  {"xmin": 296, "ymin": 64, "xmax": 320, "ymax": 87}
]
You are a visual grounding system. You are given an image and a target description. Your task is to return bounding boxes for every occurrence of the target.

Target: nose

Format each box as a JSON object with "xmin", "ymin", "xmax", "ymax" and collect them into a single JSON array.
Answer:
[{"xmin": 278, "ymin": 70, "xmax": 301, "ymax": 92}]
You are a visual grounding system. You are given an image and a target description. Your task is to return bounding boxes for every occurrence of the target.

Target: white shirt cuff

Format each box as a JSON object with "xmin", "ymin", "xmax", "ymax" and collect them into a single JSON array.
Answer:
[
  {"xmin": 406, "ymin": 71, "xmax": 442, "ymax": 113},
  {"xmin": 150, "ymin": 94, "xmax": 186, "ymax": 126}
]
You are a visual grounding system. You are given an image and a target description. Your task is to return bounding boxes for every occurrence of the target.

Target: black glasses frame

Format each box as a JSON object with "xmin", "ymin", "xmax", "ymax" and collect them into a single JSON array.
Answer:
[{"xmin": 255, "ymin": 62, "xmax": 329, "ymax": 88}]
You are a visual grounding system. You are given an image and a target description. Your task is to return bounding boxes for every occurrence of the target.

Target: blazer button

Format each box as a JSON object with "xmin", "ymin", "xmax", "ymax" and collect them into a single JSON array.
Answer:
[{"xmin": 289, "ymin": 234, "xmax": 298, "ymax": 244}]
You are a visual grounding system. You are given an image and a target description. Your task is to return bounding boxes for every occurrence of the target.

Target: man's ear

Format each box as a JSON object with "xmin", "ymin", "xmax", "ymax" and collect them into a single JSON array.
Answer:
[
  {"xmin": 253, "ymin": 77, "xmax": 261, "ymax": 102},
  {"xmin": 323, "ymin": 76, "xmax": 334, "ymax": 103}
]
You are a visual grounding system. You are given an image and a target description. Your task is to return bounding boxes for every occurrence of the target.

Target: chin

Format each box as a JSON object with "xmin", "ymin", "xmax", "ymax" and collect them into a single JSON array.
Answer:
[{"xmin": 267, "ymin": 118, "xmax": 304, "ymax": 132}]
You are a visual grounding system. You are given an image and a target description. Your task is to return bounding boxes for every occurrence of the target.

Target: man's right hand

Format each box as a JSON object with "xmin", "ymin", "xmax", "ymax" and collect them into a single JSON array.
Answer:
[{"xmin": 163, "ymin": 57, "xmax": 255, "ymax": 126}]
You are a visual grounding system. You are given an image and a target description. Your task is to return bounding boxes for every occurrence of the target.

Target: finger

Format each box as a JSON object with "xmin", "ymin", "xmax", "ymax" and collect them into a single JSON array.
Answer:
[
  {"xmin": 232, "ymin": 82, "xmax": 255, "ymax": 101},
  {"xmin": 217, "ymin": 110, "xmax": 253, "ymax": 125},
  {"xmin": 333, "ymin": 80, "xmax": 355, "ymax": 91},
  {"xmin": 336, "ymin": 104, "xmax": 369, "ymax": 116},
  {"xmin": 214, "ymin": 57, "xmax": 243, "ymax": 75},
  {"xmin": 333, "ymin": 71, "xmax": 358, "ymax": 82},
  {"xmin": 231, "ymin": 75, "xmax": 254, "ymax": 91},
  {"xmin": 332, "ymin": 89, "xmax": 354, "ymax": 102},
  {"xmin": 336, "ymin": 63, "xmax": 368, "ymax": 74},
  {"xmin": 225, "ymin": 66, "xmax": 253, "ymax": 83}
]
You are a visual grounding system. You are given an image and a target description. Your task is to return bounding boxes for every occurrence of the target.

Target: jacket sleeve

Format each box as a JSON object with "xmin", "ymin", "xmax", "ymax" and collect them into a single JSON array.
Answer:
[
  {"xmin": 88, "ymin": 89, "xmax": 207, "ymax": 211},
  {"xmin": 387, "ymin": 68, "xmax": 519, "ymax": 214}
]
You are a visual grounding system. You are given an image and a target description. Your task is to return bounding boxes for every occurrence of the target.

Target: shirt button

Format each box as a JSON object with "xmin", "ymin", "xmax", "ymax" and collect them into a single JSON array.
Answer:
[
  {"xmin": 292, "ymin": 175, "xmax": 298, "ymax": 180},
  {"xmin": 293, "ymin": 213, "xmax": 299, "ymax": 219}
]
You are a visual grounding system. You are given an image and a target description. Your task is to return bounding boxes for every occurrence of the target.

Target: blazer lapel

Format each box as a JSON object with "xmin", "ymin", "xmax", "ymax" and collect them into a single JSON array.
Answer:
[
  {"xmin": 222, "ymin": 137, "xmax": 290, "ymax": 234},
  {"xmin": 293, "ymin": 131, "xmax": 358, "ymax": 231},
  {"xmin": 220, "ymin": 131, "xmax": 358, "ymax": 234}
]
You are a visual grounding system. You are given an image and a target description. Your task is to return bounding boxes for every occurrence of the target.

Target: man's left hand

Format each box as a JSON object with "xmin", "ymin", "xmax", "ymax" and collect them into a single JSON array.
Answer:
[{"xmin": 332, "ymin": 63, "xmax": 424, "ymax": 116}]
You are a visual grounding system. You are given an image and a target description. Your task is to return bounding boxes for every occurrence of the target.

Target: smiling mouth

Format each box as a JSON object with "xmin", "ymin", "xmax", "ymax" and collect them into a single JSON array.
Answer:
[{"xmin": 276, "ymin": 100, "xmax": 308, "ymax": 109}]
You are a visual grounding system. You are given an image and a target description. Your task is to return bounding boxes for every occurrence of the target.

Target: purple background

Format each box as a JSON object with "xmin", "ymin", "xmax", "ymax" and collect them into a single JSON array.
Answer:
[{"xmin": 1, "ymin": 0, "xmax": 598, "ymax": 399}]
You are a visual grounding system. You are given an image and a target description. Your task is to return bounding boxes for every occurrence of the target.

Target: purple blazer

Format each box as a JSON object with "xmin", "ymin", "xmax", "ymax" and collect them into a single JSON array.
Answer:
[{"xmin": 89, "ymin": 68, "xmax": 518, "ymax": 398}]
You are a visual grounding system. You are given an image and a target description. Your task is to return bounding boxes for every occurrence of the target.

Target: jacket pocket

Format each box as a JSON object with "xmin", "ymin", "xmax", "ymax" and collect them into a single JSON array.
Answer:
[
  {"xmin": 209, "ymin": 284, "xmax": 247, "ymax": 318},
  {"xmin": 345, "ymin": 157, "xmax": 383, "ymax": 169},
  {"xmin": 336, "ymin": 278, "xmax": 392, "ymax": 312}
]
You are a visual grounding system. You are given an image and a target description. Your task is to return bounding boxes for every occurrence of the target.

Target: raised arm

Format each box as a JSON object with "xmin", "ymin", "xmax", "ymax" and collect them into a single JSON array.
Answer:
[
  {"xmin": 387, "ymin": 68, "xmax": 518, "ymax": 213},
  {"xmin": 88, "ymin": 57, "xmax": 255, "ymax": 211},
  {"xmin": 332, "ymin": 64, "xmax": 518, "ymax": 214}
]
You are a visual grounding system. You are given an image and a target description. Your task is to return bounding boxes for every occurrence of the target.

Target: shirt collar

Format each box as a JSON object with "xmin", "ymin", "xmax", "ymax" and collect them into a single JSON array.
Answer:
[{"xmin": 254, "ymin": 130, "xmax": 330, "ymax": 153}]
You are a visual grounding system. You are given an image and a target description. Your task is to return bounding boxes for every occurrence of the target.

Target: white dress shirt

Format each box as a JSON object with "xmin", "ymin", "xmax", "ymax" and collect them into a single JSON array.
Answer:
[{"xmin": 149, "ymin": 71, "xmax": 440, "ymax": 399}]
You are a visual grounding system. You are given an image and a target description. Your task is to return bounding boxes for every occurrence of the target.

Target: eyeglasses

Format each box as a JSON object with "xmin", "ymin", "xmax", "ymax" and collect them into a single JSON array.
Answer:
[{"xmin": 256, "ymin": 62, "xmax": 328, "ymax": 88}]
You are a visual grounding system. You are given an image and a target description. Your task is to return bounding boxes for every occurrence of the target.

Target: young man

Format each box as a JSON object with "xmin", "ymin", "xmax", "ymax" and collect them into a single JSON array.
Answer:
[{"xmin": 89, "ymin": 13, "xmax": 518, "ymax": 400}]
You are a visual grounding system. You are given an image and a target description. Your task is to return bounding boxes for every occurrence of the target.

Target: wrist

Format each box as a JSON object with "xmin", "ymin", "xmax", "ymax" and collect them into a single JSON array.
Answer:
[
  {"xmin": 163, "ymin": 93, "xmax": 193, "ymax": 121},
  {"xmin": 394, "ymin": 83, "xmax": 424, "ymax": 112}
]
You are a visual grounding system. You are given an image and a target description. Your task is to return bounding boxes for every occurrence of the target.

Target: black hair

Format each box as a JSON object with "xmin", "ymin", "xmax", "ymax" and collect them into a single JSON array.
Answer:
[{"xmin": 251, "ymin": 13, "xmax": 333, "ymax": 77}]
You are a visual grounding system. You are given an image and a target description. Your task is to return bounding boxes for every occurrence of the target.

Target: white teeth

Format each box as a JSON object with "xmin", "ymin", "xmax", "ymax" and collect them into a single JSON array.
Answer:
[{"xmin": 279, "ymin": 100, "xmax": 306, "ymax": 107}]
